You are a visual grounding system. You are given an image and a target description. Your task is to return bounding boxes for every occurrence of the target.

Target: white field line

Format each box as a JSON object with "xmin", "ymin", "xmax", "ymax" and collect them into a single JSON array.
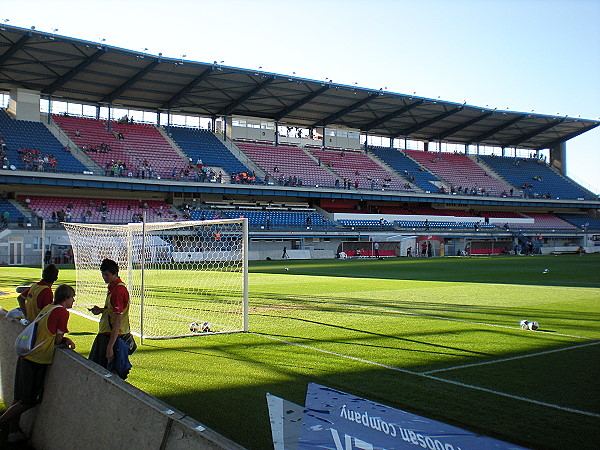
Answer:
[
  {"xmin": 422, "ymin": 340, "xmax": 600, "ymax": 375},
  {"xmin": 281, "ymin": 295, "xmax": 596, "ymax": 341},
  {"xmin": 254, "ymin": 332, "xmax": 600, "ymax": 419},
  {"xmin": 70, "ymin": 306, "xmax": 233, "ymax": 336},
  {"xmin": 70, "ymin": 309, "xmax": 146, "ymax": 338}
]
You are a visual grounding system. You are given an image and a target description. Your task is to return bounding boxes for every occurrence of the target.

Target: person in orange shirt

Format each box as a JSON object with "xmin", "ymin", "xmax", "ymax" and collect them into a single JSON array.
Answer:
[{"xmin": 0, "ymin": 284, "xmax": 75, "ymax": 443}]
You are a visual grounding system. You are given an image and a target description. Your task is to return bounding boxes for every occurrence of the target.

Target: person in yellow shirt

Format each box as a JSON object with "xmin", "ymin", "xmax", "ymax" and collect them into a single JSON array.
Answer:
[
  {"xmin": 0, "ymin": 284, "xmax": 75, "ymax": 444},
  {"xmin": 89, "ymin": 259, "xmax": 130, "ymax": 371},
  {"xmin": 17, "ymin": 264, "xmax": 59, "ymax": 323}
]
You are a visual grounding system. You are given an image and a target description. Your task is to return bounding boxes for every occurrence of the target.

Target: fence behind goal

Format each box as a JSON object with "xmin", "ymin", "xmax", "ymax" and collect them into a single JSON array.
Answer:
[{"xmin": 63, "ymin": 219, "xmax": 248, "ymax": 339}]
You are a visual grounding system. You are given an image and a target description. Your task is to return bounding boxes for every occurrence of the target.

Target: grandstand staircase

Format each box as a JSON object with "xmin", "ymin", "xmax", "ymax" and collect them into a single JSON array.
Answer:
[
  {"xmin": 218, "ymin": 136, "xmax": 267, "ymax": 179},
  {"xmin": 402, "ymin": 151, "xmax": 450, "ymax": 192},
  {"xmin": 470, "ymin": 155, "xmax": 522, "ymax": 196},
  {"xmin": 302, "ymin": 148, "xmax": 342, "ymax": 182},
  {"xmin": 9, "ymin": 198, "xmax": 34, "ymax": 222},
  {"xmin": 155, "ymin": 126, "xmax": 193, "ymax": 164},
  {"xmin": 43, "ymin": 115, "xmax": 102, "ymax": 175},
  {"xmin": 367, "ymin": 152, "xmax": 425, "ymax": 192},
  {"xmin": 546, "ymin": 163, "xmax": 596, "ymax": 199}
]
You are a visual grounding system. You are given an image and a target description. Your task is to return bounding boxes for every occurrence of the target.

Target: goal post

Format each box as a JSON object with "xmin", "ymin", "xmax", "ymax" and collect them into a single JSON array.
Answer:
[{"xmin": 63, "ymin": 218, "xmax": 249, "ymax": 339}]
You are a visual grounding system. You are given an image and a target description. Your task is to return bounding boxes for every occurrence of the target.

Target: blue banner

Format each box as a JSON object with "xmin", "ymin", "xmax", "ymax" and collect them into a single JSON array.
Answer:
[{"xmin": 298, "ymin": 383, "xmax": 527, "ymax": 449}]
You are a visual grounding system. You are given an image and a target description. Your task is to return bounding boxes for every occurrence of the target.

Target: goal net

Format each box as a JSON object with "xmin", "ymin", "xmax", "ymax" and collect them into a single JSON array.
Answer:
[{"xmin": 63, "ymin": 218, "xmax": 248, "ymax": 339}]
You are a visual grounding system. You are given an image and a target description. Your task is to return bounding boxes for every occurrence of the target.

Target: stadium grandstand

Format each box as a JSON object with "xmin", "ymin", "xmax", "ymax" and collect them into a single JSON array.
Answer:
[{"xmin": 0, "ymin": 22, "xmax": 599, "ymax": 265}]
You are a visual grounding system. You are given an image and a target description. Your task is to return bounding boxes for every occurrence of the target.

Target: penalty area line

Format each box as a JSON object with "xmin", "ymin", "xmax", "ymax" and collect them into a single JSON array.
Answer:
[
  {"xmin": 422, "ymin": 340, "xmax": 600, "ymax": 375},
  {"xmin": 254, "ymin": 332, "xmax": 600, "ymax": 419}
]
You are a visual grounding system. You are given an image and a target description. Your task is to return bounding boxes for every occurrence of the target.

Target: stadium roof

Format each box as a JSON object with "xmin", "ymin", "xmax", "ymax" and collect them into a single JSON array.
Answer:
[{"xmin": 0, "ymin": 24, "xmax": 598, "ymax": 151}]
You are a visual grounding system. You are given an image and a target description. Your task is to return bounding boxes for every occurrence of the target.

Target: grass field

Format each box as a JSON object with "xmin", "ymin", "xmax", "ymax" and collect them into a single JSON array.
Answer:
[{"xmin": 1, "ymin": 254, "xmax": 599, "ymax": 449}]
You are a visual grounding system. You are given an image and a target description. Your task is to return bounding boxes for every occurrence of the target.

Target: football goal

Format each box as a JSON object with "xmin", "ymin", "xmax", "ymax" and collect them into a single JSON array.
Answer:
[{"xmin": 63, "ymin": 218, "xmax": 248, "ymax": 339}]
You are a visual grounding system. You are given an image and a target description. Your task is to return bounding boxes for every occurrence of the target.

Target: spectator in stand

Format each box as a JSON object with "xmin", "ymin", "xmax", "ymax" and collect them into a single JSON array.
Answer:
[{"xmin": 1, "ymin": 151, "xmax": 9, "ymax": 168}]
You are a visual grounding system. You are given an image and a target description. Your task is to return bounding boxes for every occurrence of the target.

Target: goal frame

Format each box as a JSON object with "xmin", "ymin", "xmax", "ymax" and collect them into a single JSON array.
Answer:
[{"xmin": 63, "ymin": 217, "xmax": 249, "ymax": 341}]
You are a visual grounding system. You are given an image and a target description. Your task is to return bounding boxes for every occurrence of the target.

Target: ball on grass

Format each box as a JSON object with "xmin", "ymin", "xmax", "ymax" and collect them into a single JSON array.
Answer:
[
  {"xmin": 284, "ymin": 267, "xmax": 289, "ymax": 271},
  {"xmin": 520, "ymin": 320, "xmax": 529, "ymax": 330},
  {"xmin": 190, "ymin": 322, "xmax": 199, "ymax": 333},
  {"xmin": 528, "ymin": 321, "xmax": 539, "ymax": 331}
]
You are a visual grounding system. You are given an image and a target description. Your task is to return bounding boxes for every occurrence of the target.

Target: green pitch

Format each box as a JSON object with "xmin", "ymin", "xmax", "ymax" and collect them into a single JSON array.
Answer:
[{"xmin": 1, "ymin": 254, "xmax": 599, "ymax": 449}]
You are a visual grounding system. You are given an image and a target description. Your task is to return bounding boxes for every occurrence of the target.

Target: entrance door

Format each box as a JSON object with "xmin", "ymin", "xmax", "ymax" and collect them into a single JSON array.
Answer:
[{"xmin": 9, "ymin": 240, "xmax": 23, "ymax": 265}]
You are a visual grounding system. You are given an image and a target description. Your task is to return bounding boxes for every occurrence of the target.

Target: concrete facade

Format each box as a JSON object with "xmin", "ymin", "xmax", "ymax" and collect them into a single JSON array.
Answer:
[{"xmin": 0, "ymin": 310, "xmax": 245, "ymax": 450}]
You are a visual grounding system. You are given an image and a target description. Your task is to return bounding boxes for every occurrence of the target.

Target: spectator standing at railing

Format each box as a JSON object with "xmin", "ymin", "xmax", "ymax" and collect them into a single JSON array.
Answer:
[
  {"xmin": 17, "ymin": 264, "xmax": 59, "ymax": 323},
  {"xmin": 0, "ymin": 284, "xmax": 76, "ymax": 444},
  {"xmin": 89, "ymin": 259, "xmax": 131, "ymax": 376}
]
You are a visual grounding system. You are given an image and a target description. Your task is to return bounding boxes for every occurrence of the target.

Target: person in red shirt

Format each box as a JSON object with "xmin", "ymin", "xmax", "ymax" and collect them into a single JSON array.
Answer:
[
  {"xmin": 17, "ymin": 264, "xmax": 59, "ymax": 323},
  {"xmin": 0, "ymin": 284, "xmax": 75, "ymax": 443},
  {"xmin": 88, "ymin": 259, "xmax": 131, "ymax": 372}
]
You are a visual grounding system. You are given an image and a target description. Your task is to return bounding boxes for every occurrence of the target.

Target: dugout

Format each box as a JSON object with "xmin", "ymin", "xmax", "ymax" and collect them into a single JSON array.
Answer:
[
  {"xmin": 466, "ymin": 239, "xmax": 513, "ymax": 255},
  {"xmin": 337, "ymin": 240, "xmax": 399, "ymax": 257}
]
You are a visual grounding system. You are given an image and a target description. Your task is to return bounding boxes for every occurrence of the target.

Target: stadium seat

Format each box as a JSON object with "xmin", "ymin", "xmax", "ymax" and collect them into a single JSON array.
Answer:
[{"xmin": 0, "ymin": 110, "xmax": 89, "ymax": 173}]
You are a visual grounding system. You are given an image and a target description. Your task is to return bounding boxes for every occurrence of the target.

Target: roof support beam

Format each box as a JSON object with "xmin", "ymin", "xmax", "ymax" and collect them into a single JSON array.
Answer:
[
  {"xmin": 100, "ymin": 60, "xmax": 160, "ymax": 104},
  {"xmin": 0, "ymin": 34, "xmax": 29, "ymax": 66},
  {"xmin": 218, "ymin": 77, "xmax": 274, "ymax": 116},
  {"xmin": 42, "ymin": 49, "xmax": 105, "ymax": 95},
  {"xmin": 432, "ymin": 110, "xmax": 494, "ymax": 141},
  {"xmin": 274, "ymin": 86, "xmax": 329, "ymax": 121},
  {"xmin": 467, "ymin": 115, "xmax": 526, "ymax": 144},
  {"xmin": 539, "ymin": 121, "xmax": 600, "ymax": 150},
  {"xmin": 160, "ymin": 68, "xmax": 213, "ymax": 110},
  {"xmin": 394, "ymin": 107, "xmax": 463, "ymax": 138},
  {"xmin": 503, "ymin": 118, "xmax": 565, "ymax": 147},
  {"xmin": 361, "ymin": 100, "xmax": 423, "ymax": 132},
  {"xmin": 314, "ymin": 93, "xmax": 379, "ymax": 127}
]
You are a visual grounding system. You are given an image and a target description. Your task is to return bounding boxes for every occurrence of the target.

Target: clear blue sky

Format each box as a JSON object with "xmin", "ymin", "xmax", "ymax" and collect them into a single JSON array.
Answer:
[{"xmin": 3, "ymin": 0, "xmax": 599, "ymax": 192}]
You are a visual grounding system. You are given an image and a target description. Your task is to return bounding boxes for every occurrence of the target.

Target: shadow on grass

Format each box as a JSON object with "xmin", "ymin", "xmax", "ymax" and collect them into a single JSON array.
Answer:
[{"xmin": 139, "ymin": 337, "xmax": 600, "ymax": 450}]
